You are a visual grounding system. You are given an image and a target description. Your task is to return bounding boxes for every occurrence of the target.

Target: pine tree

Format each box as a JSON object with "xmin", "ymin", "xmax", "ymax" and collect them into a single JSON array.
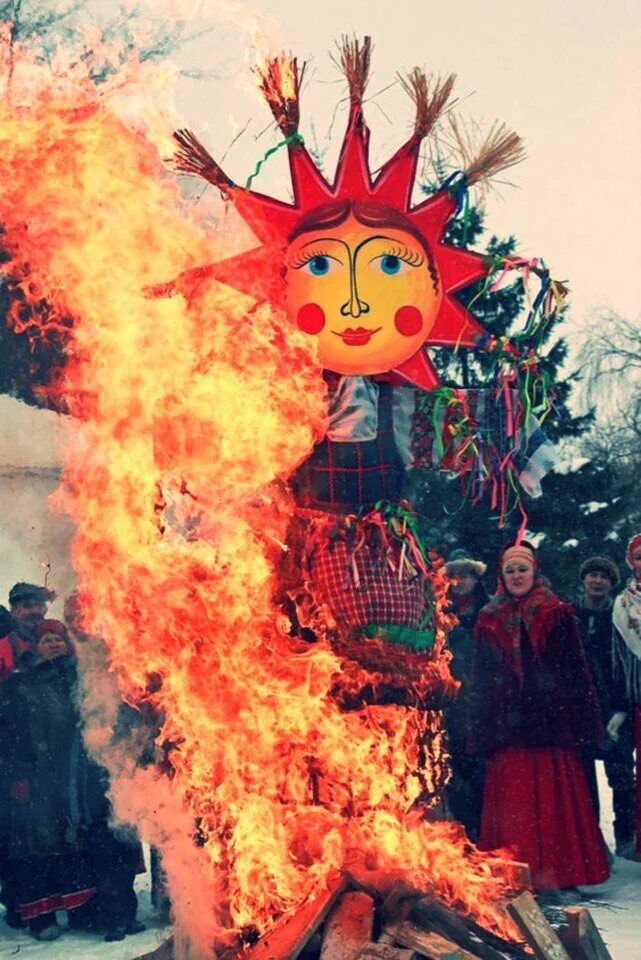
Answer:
[{"xmin": 409, "ymin": 200, "xmax": 630, "ymax": 600}]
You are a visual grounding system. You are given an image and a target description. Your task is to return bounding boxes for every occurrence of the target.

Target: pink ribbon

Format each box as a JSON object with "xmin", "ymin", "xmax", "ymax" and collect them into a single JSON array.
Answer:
[{"xmin": 490, "ymin": 256, "xmax": 540, "ymax": 293}]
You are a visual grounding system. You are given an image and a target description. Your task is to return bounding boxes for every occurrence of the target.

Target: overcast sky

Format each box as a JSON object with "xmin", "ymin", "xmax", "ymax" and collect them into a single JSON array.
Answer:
[{"xmin": 165, "ymin": 0, "xmax": 640, "ymax": 337}]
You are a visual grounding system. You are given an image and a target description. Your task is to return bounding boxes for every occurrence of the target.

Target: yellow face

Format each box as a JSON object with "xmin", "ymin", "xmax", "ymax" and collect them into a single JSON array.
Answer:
[{"xmin": 285, "ymin": 215, "xmax": 442, "ymax": 375}]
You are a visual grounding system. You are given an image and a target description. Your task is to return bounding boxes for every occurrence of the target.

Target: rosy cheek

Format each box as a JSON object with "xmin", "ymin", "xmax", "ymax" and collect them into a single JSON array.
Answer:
[
  {"xmin": 394, "ymin": 305, "xmax": 423, "ymax": 337},
  {"xmin": 297, "ymin": 303, "xmax": 326, "ymax": 335}
]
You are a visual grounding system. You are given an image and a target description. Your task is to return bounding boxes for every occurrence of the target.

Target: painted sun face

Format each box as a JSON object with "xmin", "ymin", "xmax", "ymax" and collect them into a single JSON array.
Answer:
[{"xmin": 285, "ymin": 216, "xmax": 442, "ymax": 375}]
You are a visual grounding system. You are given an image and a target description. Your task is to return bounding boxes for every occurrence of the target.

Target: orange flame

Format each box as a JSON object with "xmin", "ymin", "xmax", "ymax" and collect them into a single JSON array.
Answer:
[{"xmin": 0, "ymin": 48, "xmax": 522, "ymax": 956}]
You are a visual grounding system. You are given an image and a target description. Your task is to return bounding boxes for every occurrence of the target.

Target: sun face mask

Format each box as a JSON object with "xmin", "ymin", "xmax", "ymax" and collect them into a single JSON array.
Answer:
[
  {"xmin": 171, "ymin": 46, "xmax": 523, "ymax": 390},
  {"xmin": 286, "ymin": 215, "xmax": 442, "ymax": 376}
]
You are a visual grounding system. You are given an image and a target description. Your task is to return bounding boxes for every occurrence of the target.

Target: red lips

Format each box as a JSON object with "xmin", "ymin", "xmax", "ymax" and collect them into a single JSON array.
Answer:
[{"xmin": 334, "ymin": 326, "xmax": 382, "ymax": 346}]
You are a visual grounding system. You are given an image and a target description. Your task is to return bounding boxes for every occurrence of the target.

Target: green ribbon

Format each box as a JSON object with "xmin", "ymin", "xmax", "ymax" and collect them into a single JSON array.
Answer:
[
  {"xmin": 362, "ymin": 622, "xmax": 436, "ymax": 652},
  {"xmin": 372, "ymin": 500, "xmax": 430, "ymax": 573},
  {"xmin": 467, "ymin": 253, "xmax": 503, "ymax": 312},
  {"xmin": 461, "ymin": 188, "xmax": 471, "ymax": 247},
  {"xmin": 245, "ymin": 132, "xmax": 305, "ymax": 190}
]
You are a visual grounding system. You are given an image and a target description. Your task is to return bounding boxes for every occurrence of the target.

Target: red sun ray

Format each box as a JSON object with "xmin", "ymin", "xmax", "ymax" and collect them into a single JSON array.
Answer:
[{"xmin": 167, "ymin": 68, "xmax": 493, "ymax": 388}]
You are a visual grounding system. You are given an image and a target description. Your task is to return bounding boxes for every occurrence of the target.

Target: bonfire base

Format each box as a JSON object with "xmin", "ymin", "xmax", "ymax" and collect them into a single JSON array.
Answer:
[{"xmin": 133, "ymin": 875, "xmax": 610, "ymax": 960}]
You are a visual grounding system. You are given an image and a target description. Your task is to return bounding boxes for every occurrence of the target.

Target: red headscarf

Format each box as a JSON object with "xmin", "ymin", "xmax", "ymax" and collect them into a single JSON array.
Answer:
[
  {"xmin": 626, "ymin": 533, "xmax": 641, "ymax": 572},
  {"xmin": 476, "ymin": 543, "xmax": 561, "ymax": 678}
]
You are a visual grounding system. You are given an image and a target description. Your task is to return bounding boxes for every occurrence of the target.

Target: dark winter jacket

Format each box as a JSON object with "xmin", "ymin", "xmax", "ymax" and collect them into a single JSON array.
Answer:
[
  {"xmin": 447, "ymin": 584, "xmax": 489, "ymax": 683},
  {"xmin": 445, "ymin": 583, "xmax": 488, "ymax": 755},
  {"xmin": 0, "ymin": 655, "xmax": 99, "ymax": 860},
  {"xmin": 573, "ymin": 600, "xmax": 625, "ymax": 723},
  {"xmin": 467, "ymin": 602, "xmax": 604, "ymax": 757}
]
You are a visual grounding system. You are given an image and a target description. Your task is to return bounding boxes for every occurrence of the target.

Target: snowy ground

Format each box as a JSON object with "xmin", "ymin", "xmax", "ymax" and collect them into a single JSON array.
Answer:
[
  {"xmin": 0, "ymin": 853, "xmax": 171, "ymax": 959},
  {"xmin": 1, "ymin": 765, "xmax": 640, "ymax": 959},
  {"xmin": 576, "ymin": 762, "xmax": 641, "ymax": 960}
]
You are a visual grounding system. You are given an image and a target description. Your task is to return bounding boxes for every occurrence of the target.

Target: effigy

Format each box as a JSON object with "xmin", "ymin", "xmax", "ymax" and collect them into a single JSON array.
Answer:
[{"xmin": 0, "ymin": 33, "xmax": 564, "ymax": 958}]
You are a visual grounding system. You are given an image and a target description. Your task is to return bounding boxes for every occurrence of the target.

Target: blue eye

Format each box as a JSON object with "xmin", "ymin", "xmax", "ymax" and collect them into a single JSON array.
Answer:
[
  {"xmin": 308, "ymin": 256, "xmax": 330, "ymax": 276},
  {"xmin": 380, "ymin": 255, "xmax": 402, "ymax": 275}
]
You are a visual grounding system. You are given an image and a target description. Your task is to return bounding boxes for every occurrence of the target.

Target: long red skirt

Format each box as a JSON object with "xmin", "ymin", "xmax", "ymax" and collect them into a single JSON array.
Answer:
[{"xmin": 479, "ymin": 747, "xmax": 609, "ymax": 889}]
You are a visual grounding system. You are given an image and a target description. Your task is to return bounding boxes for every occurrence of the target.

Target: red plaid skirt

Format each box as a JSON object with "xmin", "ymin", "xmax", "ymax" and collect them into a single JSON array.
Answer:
[{"xmin": 307, "ymin": 535, "xmax": 426, "ymax": 630}]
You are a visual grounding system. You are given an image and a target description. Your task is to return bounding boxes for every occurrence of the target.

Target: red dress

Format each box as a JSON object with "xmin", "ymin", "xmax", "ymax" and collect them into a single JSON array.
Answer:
[
  {"xmin": 468, "ymin": 583, "xmax": 609, "ymax": 889},
  {"xmin": 480, "ymin": 747, "xmax": 608, "ymax": 888}
]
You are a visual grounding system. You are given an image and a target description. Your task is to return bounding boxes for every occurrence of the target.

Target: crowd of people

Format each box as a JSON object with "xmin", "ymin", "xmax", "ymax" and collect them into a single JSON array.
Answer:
[
  {"xmin": 0, "ymin": 583, "xmax": 153, "ymax": 942},
  {"xmin": 443, "ymin": 533, "xmax": 641, "ymax": 902},
  {"xmin": 1, "ymin": 531, "xmax": 640, "ymax": 941}
]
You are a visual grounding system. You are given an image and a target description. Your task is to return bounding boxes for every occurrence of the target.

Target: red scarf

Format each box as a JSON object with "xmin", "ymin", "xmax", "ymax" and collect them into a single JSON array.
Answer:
[{"xmin": 476, "ymin": 571, "xmax": 562, "ymax": 679}]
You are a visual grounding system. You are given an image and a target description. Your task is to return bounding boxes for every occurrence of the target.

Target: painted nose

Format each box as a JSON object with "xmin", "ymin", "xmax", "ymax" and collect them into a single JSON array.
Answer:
[{"xmin": 340, "ymin": 293, "xmax": 370, "ymax": 318}]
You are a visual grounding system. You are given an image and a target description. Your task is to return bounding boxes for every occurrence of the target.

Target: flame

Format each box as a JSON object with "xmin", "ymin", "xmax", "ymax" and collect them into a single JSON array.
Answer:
[{"xmin": 0, "ymin": 43, "xmax": 522, "ymax": 957}]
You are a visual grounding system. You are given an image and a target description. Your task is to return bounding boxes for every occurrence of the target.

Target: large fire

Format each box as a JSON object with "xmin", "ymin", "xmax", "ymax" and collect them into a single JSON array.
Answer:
[{"xmin": 0, "ymin": 38, "xmax": 521, "ymax": 958}]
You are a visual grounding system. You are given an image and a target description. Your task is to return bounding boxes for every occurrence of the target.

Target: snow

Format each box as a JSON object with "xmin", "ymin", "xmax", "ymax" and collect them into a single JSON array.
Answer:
[
  {"xmin": 577, "ymin": 762, "xmax": 641, "ymax": 960},
  {"xmin": 581, "ymin": 502, "xmax": 609, "ymax": 515},
  {"xmin": 1, "ymin": 767, "xmax": 640, "ymax": 959},
  {"xmin": 0, "ymin": 863, "xmax": 171, "ymax": 959}
]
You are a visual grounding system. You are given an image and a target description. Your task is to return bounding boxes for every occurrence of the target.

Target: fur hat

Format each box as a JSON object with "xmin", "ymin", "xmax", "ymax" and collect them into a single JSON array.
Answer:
[
  {"xmin": 445, "ymin": 548, "xmax": 487, "ymax": 578},
  {"xmin": 9, "ymin": 582, "xmax": 56, "ymax": 606},
  {"xmin": 580, "ymin": 556, "xmax": 620, "ymax": 585}
]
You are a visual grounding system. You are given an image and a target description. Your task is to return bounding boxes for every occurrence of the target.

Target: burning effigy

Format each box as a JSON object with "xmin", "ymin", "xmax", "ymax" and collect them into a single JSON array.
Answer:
[{"xmin": 0, "ymin": 28, "xmax": 566, "ymax": 960}]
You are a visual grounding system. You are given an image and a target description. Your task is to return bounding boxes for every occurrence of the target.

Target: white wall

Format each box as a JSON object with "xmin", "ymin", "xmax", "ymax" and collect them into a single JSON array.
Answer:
[{"xmin": 0, "ymin": 396, "xmax": 76, "ymax": 617}]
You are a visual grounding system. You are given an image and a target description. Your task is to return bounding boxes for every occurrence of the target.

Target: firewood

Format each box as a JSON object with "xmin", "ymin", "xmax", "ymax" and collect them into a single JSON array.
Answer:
[
  {"xmin": 248, "ymin": 874, "xmax": 347, "ymax": 960},
  {"xmin": 562, "ymin": 908, "xmax": 613, "ymax": 960},
  {"xmin": 489, "ymin": 861, "xmax": 532, "ymax": 890},
  {"xmin": 320, "ymin": 892, "xmax": 375, "ymax": 960},
  {"xmin": 506, "ymin": 892, "xmax": 570, "ymax": 960},
  {"xmin": 132, "ymin": 937, "xmax": 174, "ymax": 960},
  {"xmin": 359, "ymin": 944, "xmax": 415, "ymax": 960},
  {"xmin": 380, "ymin": 881, "xmax": 422, "ymax": 927},
  {"xmin": 346, "ymin": 863, "xmax": 421, "ymax": 900},
  {"xmin": 409, "ymin": 897, "xmax": 527, "ymax": 960},
  {"xmin": 385, "ymin": 920, "xmax": 481, "ymax": 959}
]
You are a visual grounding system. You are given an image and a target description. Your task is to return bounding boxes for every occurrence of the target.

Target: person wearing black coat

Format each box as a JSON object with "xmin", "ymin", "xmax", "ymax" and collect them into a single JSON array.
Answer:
[
  {"xmin": 0, "ymin": 620, "xmax": 96, "ymax": 940},
  {"xmin": 0, "ymin": 583, "xmax": 54, "ymax": 928},
  {"xmin": 442, "ymin": 549, "xmax": 488, "ymax": 841},
  {"xmin": 573, "ymin": 556, "xmax": 635, "ymax": 858}
]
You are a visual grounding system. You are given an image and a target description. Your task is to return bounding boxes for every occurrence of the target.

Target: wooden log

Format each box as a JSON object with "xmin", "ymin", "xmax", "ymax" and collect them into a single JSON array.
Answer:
[
  {"xmin": 358, "ymin": 943, "xmax": 415, "ymax": 960},
  {"xmin": 386, "ymin": 920, "xmax": 481, "ymax": 959},
  {"xmin": 490, "ymin": 861, "xmax": 532, "ymax": 891},
  {"xmin": 409, "ymin": 897, "xmax": 528, "ymax": 960},
  {"xmin": 248, "ymin": 874, "xmax": 347, "ymax": 960},
  {"xmin": 380, "ymin": 881, "xmax": 421, "ymax": 927},
  {"xmin": 320, "ymin": 892, "xmax": 375, "ymax": 960},
  {"xmin": 132, "ymin": 937, "xmax": 174, "ymax": 960},
  {"xmin": 506, "ymin": 892, "xmax": 570, "ymax": 960},
  {"xmin": 562, "ymin": 908, "xmax": 613, "ymax": 960},
  {"xmin": 346, "ymin": 864, "xmax": 421, "ymax": 900}
]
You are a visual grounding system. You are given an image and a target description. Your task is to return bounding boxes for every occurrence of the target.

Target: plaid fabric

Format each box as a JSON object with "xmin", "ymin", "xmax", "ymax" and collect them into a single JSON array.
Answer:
[
  {"xmin": 307, "ymin": 535, "xmax": 426, "ymax": 629},
  {"xmin": 292, "ymin": 382, "xmax": 404, "ymax": 513}
]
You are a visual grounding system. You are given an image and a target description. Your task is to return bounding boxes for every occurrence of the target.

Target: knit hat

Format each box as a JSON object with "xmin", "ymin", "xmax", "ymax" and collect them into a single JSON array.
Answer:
[
  {"xmin": 445, "ymin": 548, "xmax": 487, "ymax": 578},
  {"xmin": 34, "ymin": 619, "xmax": 66, "ymax": 639},
  {"xmin": 580, "ymin": 556, "xmax": 620, "ymax": 585},
  {"xmin": 9, "ymin": 582, "xmax": 56, "ymax": 606}
]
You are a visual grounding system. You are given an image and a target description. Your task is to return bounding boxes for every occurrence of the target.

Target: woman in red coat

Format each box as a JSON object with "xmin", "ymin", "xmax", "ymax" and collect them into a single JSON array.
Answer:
[{"xmin": 468, "ymin": 543, "xmax": 609, "ymax": 891}]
